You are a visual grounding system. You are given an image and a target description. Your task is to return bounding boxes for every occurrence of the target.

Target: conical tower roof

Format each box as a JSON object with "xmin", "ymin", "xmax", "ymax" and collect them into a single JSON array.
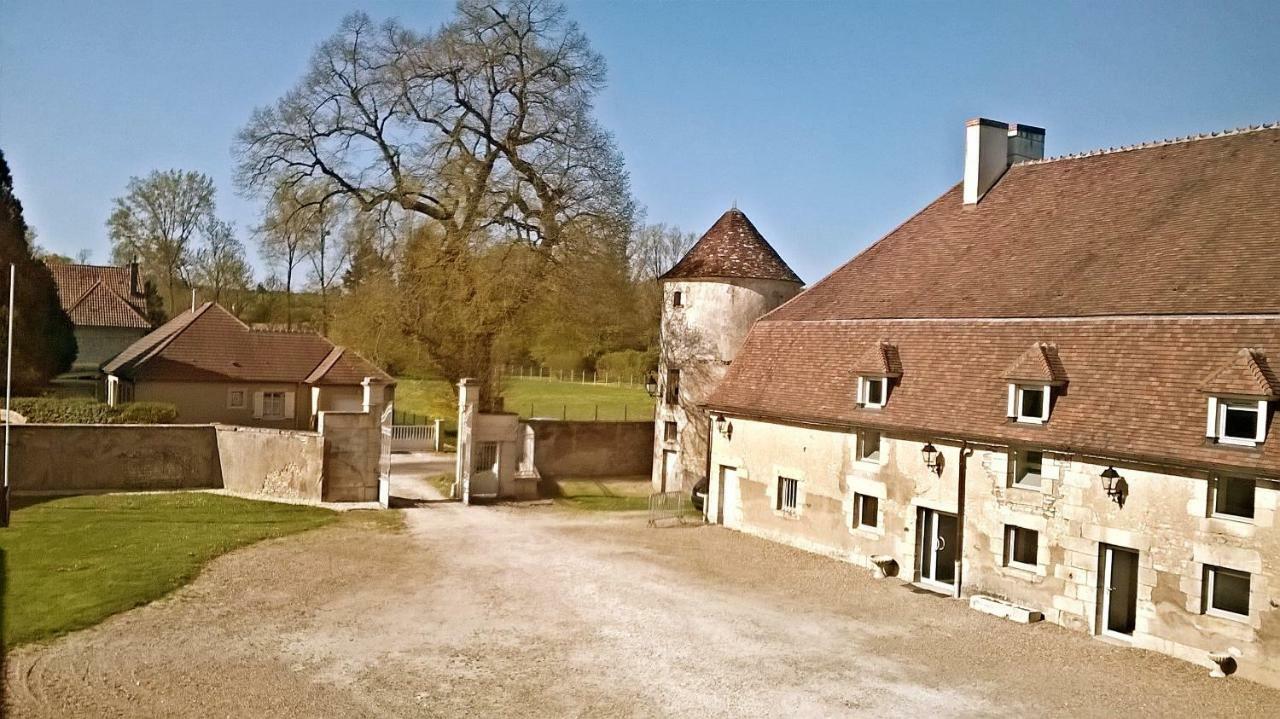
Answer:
[{"xmin": 660, "ymin": 208, "xmax": 802, "ymax": 283}]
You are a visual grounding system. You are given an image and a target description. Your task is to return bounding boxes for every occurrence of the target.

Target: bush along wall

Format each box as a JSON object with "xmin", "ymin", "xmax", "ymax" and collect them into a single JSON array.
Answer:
[{"xmin": 10, "ymin": 397, "xmax": 177, "ymax": 424}]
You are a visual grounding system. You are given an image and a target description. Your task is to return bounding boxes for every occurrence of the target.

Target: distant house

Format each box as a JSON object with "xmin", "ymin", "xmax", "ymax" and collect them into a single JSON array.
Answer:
[
  {"xmin": 103, "ymin": 302, "xmax": 394, "ymax": 429},
  {"xmin": 46, "ymin": 261, "xmax": 152, "ymax": 378}
]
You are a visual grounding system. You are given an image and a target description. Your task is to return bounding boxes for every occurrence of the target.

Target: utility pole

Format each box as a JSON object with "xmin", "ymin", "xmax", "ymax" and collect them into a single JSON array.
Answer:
[{"xmin": 3, "ymin": 263, "xmax": 14, "ymax": 527}]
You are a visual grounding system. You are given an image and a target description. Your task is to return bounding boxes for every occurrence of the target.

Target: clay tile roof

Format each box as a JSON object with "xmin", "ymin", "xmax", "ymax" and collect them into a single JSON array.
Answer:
[
  {"xmin": 769, "ymin": 126, "xmax": 1280, "ymax": 321},
  {"xmin": 104, "ymin": 302, "xmax": 391, "ymax": 385},
  {"xmin": 851, "ymin": 340, "xmax": 902, "ymax": 377},
  {"xmin": 47, "ymin": 262, "xmax": 149, "ymax": 328},
  {"xmin": 1003, "ymin": 342, "xmax": 1068, "ymax": 386},
  {"xmin": 660, "ymin": 208, "xmax": 802, "ymax": 284},
  {"xmin": 1200, "ymin": 348, "xmax": 1279, "ymax": 399}
]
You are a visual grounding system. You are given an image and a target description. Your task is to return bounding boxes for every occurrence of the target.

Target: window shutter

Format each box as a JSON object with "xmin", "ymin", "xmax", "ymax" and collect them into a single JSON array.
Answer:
[
  {"xmin": 855, "ymin": 377, "xmax": 865, "ymax": 405},
  {"xmin": 1256, "ymin": 400, "xmax": 1268, "ymax": 443},
  {"xmin": 1041, "ymin": 385, "xmax": 1051, "ymax": 422},
  {"xmin": 284, "ymin": 392, "xmax": 296, "ymax": 420},
  {"xmin": 1006, "ymin": 384, "xmax": 1017, "ymax": 418},
  {"xmin": 1205, "ymin": 397, "xmax": 1218, "ymax": 438},
  {"xmin": 252, "ymin": 392, "xmax": 264, "ymax": 419}
]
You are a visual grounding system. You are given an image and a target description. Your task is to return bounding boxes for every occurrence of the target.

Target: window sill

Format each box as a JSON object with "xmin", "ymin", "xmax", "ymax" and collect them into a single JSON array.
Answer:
[
  {"xmin": 1009, "ymin": 479, "xmax": 1046, "ymax": 492},
  {"xmin": 851, "ymin": 525, "xmax": 884, "ymax": 539},
  {"xmin": 1204, "ymin": 608, "xmax": 1251, "ymax": 624},
  {"xmin": 773, "ymin": 508, "xmax": 803, "ymax": 520},
  {"xmin": 1004, "ymin": 561, "xmax": 1041, "ymax": 576},
  {"xmin": 857, "ymin": 456, "xmax": 883, "ymax": 466},
  {"xmin": 1208, "ymin": 512, "xmax": 1255, "ymax": 525}
]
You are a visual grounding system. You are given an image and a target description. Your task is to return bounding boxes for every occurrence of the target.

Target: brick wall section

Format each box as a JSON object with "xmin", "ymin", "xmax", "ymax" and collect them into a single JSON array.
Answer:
[{"xmin": 527, "ymin": 420, "xmax": 654, "ymax": 479}]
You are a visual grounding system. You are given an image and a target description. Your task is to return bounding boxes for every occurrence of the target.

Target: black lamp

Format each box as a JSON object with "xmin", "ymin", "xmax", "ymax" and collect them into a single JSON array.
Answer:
[
  {"xmin": 644, "ymin": 372, "xmax": 659, "ymax": 398},
  {"xmin": 714, "ymin": 413, "xmax": 732, "ymax": 438},
  {"xmin": 921, "ymin": 442, "xmax": 940, "ymax": 471},
  {"xmin": 1100, "ymin": 466, "xmax": 1125, "ymax": 504}
]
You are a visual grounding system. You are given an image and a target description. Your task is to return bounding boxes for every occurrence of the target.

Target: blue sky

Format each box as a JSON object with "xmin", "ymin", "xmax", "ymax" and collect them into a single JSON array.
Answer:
[{"xmin": 2, "ymin": 0, "xmax": 1278, "ymax": 284}]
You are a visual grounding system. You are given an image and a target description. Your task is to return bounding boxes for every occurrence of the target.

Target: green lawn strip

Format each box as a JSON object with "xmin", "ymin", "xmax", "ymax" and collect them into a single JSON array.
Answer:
[
  {"xmin": 425, "ymin": 473, "xmax": 456, "ymax": 499},
  {"xmin": 394, "ymin": 377, "xmax": 655, "ymax": 429},
  {"xmin": 0, "ymin": 492, "xmax": 339, "ymax": 648},
  {"xmin": 550, "ymin": 476, "xmax": 652, "ymax": 511}
]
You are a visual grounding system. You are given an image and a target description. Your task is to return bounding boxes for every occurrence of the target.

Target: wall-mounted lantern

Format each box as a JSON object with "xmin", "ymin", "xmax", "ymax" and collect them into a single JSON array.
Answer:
[
  {"xmin": 714, "ymin": 413, "xmax": 733, "ymax": 439},
  {"xmin": 1100, "ymin": 466, "xmax": 1127, "ymax": 506},
  {"xmin": 921, "ymin": 442, "xmax": 940, "ymax": 474},
  {"xmin": 644, "ymin": 372, "xmax": 659, "ymax": 398}
]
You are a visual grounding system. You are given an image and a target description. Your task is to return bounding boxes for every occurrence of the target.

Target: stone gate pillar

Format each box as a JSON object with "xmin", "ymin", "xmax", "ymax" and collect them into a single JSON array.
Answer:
[{"xmin": 456, "ymin": 378, "xmax": 480, "ymax": 504}]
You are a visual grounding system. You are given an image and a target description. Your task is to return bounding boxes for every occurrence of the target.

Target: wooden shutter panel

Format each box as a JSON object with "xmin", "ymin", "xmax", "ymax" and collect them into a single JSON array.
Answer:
[
  {"xmin": 284, "ymin": 392, "xmax": 296, "ymax": 420},
  {"xmin": 1205, "ymin": 397, "xmax": 1218, "ymax": 438},
  {"xmin": 252, "ymin": 392, "xmax": 264, "ymax": 419},
  {"xmin": 1006, "ymin": 384, "xmax": 1017, "ymax": 418},
  {"xmin": 1256, "ymin": 400, "xmax": 1269, "ymax": 443}
]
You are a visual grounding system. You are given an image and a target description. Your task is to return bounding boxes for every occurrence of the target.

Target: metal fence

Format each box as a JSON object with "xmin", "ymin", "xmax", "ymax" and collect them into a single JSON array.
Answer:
[
  {"xmin": 648, "ymin": 491, "xmax": 702, "ymax": 527},
  {"xmin": 389, "ymin": 422, "xmax": 441, "ymax": 452},
  {"xmin": 504, "ymin": 364, "xmax": 649, "ymax": 388},
  {"xmin": 519, "ymin": 402, "xmax": 655, "ymax": 422}
]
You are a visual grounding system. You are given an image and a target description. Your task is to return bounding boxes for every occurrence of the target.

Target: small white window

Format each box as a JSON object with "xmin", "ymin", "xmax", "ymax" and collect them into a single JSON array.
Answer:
[
  {"xmin": 858, "ymin": 377, "xmax": 888, "ymax": 408},
  {"xmin": 1011, "ymin": 449, "xmax": 1044, "ymax": 489},
  {"xmin": 664, "ymin": 421, "xmax": 677, "ymax": 442},
  {"xmin": 777, "ymin": 476, "xmax": 800, "ymax": 513},
  {"xmin": 227, "ymin": 388, "xmax": 247, "ymax": 409},
  {"xmin": 858, "ymin": 431, "xmax": 882, "ymax": 463},
  {"xmin": 1212, "ymin": 477, "xmax": 1256, "ymax": 520},
  {"xmin": 672, "ymin": 291, "xmax": 683, "ymax": 308},
  {"xmin": 1208, "ymin": 398, "xmax": 1267, "ymax": 447},
  {"xmin": 853, "ymin": 493, "xmax": 878, "ymax": 529},
  {"xmin": 1004, "ymin": 525, "xmax": 1039, "ymax": 570},
  {"xmin": 1009, "ymin": 384, "xmax": 1050, "ymax": 424},
  {"xmin": 1203, "ymin": 566, "xmax": 1250, "ymax": 619},
  {"xmin": 262, "ymin": 391, "xmax": 287, "ymax": 419}
]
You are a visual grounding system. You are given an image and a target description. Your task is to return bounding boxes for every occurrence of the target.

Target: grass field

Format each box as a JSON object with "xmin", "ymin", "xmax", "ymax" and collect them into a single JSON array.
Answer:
[
  {"xmin": 395, "ymin": 376, "xmax": 655, "ymax": 428},
  {"xmin": 546, "ymin": 477, "xmax": 652, "ymax": 511},
  {"xmin": 0, "ymin": 493, "xmax": 339, "ymax": 647}
]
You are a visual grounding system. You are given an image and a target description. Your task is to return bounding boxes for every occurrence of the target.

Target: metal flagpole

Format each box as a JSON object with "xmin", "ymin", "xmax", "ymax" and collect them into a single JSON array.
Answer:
[{"xmin": 3, "ymin": 263, "xmax": 13, "ymax": 527}]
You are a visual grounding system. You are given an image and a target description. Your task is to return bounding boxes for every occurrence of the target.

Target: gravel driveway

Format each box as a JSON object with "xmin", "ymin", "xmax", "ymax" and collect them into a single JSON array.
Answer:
[{"xmin": 6, "ymin": 466, "xmax": 1279, "ymax": 717}]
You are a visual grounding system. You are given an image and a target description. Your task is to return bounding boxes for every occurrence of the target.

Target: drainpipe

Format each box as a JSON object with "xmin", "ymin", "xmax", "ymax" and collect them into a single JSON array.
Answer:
[{"xmin": 954, "ymin": 441, "xmax": 973, "ymax": 599}]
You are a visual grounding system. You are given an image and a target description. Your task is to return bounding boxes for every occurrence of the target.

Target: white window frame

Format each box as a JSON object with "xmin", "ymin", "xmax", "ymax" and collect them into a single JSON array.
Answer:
[
  {"xmin": 1011, "ymin": 449, "xmax": 1045, "ymax": 490},
  {"xmin": 663, "ymin": 420, "xmax": 678, "ymax": 443},
  {"xmin": 858, "ymin": 430, "xmax": 882, "ymax": 464},
  {"xmin": 777, "ymin": 476, "xmax": 800, "ymax": 514},
  {"xmin": 1004, "ymin": 525, "xmax": 1039, "ymax": 571},
  {"xmin": 1210, "ymin": 476, "xmax": 1256, "ymax": 522},
  {"xmin": 227, "ymin": 388, "xmax": 247, "ymax": 410},
  {"xmin": 1008, "ymin": 383, "xmax": 1051, "ymax": 424},
  {"xmin": 857, "ymin": 376, "xmax": 888, "ymax": 409},
  {"xmin": 1203, "ymin": 565, "xmax": 1251, "ymax": 621},
  {"xmin": 852, "ymin": 492, "xmax": 879, "ymax": 530},
  {"xmin": 1207, "ymin": 397, "xmax": 1267, "ymax": 447},
  {"xmin": 261, "ymin": 391, "xmax": 287, "ymax": 420}
]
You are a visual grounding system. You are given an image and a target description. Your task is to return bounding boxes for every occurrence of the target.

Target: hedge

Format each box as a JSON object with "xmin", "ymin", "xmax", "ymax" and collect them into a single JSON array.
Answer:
[{"xmin": 10, "ymin": 397, "xmax": 177, "ymax": 425}]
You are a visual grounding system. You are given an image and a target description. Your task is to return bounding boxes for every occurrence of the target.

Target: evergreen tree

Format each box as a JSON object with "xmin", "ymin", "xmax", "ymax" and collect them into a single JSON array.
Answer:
[{"xmin": 0, "ymin": 149, "xmax": 77, "ymax": 389}]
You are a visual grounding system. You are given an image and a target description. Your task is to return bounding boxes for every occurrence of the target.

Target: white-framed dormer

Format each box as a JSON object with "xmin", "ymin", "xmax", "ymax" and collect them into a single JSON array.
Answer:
[
  {"xmin": 856, "ymin": 376, "xmax": 889, "ymax": 409},
  {"xmin": 1200, "ymin": 348, "xmax": 1276, "ymax": 448},
  {"xmin": 1205, "ymin": 396, "xmax": 1268, "ymax": 447},
  {"xmin": 1007, "ymin": 383, "xmax": 1051, "ymax": 424}
]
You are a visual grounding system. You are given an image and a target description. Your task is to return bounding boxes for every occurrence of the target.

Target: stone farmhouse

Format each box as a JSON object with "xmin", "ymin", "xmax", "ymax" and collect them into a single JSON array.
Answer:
[
  {"xmin": 103, "ymin": 301, "xmax": 393, "ymax": 429},
  {"xmin": 670, "ymin": 119, "xmax": 1280, "ymax": 685},
  {"xmin": 46, "ymin": 261, "xmax": 152, "ymax": 379}
]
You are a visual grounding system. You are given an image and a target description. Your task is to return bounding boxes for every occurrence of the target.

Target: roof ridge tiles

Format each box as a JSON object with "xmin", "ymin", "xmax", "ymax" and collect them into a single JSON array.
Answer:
[{"xmin": 1015, "ymin": 121, "xmax": 1280, "ymax": 166}]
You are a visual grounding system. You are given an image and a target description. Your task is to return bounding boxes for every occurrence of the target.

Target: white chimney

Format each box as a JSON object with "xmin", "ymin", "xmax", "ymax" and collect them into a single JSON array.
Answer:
[{"xmin": 963, "ymin": 118, "xmax": 1046, "ymax": 204}]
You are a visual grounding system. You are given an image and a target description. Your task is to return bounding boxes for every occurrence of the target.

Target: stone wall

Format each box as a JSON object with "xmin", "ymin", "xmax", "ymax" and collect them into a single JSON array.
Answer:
[
  {"xmin": 11, "ymin": 424, "xmax": 222, "ymax": 491},
  {"xmin": 214, "ymin": 425, "xmax": 325, "ymax": 501},
  {"xmin": 317, "ymin": 411, "xmax": 381, "ymax": 502},
  {"xmin": 527, "ymin": 420, "xmax": 654, "ymax": 479},
  {"xmin": 707, "ymin": 415, "xmax": 1280, "ymax": 688}
]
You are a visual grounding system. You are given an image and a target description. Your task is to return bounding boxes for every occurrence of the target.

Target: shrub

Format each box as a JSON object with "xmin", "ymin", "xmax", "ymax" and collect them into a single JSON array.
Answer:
[
  {"xmin": 596, "ymin": 349, "xmax": 656, "ymax": 378},
  {"xmin": 116, "ymin": 402, "xmax": 178, "ymax": 424},
  {"xmin": 9, "ymin": 397, "xmax": 177, "ymax": 424}
]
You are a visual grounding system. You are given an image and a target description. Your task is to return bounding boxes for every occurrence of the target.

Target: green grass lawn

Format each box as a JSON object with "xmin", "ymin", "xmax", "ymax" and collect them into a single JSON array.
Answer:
[
  {"xmin": 395, "ymin": 376, "xmax": 655, "ymax": 430},
  {"xmin": 0, "ymin": 492, "xmax": 339, "ymax": 647},
  {"xmin": 547, "ymin": 476, "xmax": 653, "ymax": 511}
]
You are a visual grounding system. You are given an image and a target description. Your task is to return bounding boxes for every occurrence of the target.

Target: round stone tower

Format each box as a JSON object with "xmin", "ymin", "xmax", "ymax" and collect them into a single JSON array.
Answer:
[{"xmin": 652, "ymin": 208, "xmax": 803, "ymax": 493}]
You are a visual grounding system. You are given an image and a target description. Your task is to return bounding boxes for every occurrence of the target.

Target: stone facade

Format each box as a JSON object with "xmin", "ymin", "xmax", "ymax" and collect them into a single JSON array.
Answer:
[
  {"xmin": 651, "ymin": 277, "xmax": 799, "ymax": 492},
  {"xmin": 707, "ymin": 416, "xmax": 1280, "ymax": 687}
]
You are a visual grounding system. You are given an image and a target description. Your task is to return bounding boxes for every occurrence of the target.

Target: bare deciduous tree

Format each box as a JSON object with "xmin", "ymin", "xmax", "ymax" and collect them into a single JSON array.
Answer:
[
  {"xmin": 192, "ymin": 219, "xmax": 252, "ymax": 305},
  {"xmin": 235, "ymin": 0, "xmax": 634, "ymax": 402},
  {"xmin": 107, "ymin": 169, "xmax": 216, "ymax": 313}
]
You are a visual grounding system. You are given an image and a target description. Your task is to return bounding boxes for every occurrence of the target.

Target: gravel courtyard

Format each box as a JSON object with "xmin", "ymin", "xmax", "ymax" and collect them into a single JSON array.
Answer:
[{"xmin": 6, "ymin": 469, "xmax": 1280, "ymax": 717}]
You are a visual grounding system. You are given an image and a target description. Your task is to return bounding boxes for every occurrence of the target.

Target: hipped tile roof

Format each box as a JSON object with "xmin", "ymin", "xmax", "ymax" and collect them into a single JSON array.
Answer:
[
  {"xmin": 708, "ymin": 318, "xmax": 1280, "ymax": 475},
  {"xmin": 104, "ymin": 302, "xmax": 392, "ymax": 385},
  {"xmin": 1003, "ymin": 342, "xmax": 1068, "ymax": 385},
  {"xmin": 47, "ymin": 262, "xmax": 149, "ymax": 328},
  {"xmin": 709, "ymin": 126, "xmax": 1280, "ymax": 476},
  {"xmin": 661, "ymin": 208, "xmax": 802, "ymax": 284},
  {"xmin": 1200, "ymin": 348, "xmax": 1279, "ymax": 399}
]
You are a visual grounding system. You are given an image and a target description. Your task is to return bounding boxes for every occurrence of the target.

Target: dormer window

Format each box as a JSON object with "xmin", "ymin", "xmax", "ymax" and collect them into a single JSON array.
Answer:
[
  {"xmin": 1008, "ymin": 384, "xmax": 1051, "ymax": 424},
  {"xmin": 1206, "ymin": 397, "xmax": 1267, "ymax": 447},
  {"xmin": 857, "ymin": 376, "xmax": 889, "ymax": 409}
]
